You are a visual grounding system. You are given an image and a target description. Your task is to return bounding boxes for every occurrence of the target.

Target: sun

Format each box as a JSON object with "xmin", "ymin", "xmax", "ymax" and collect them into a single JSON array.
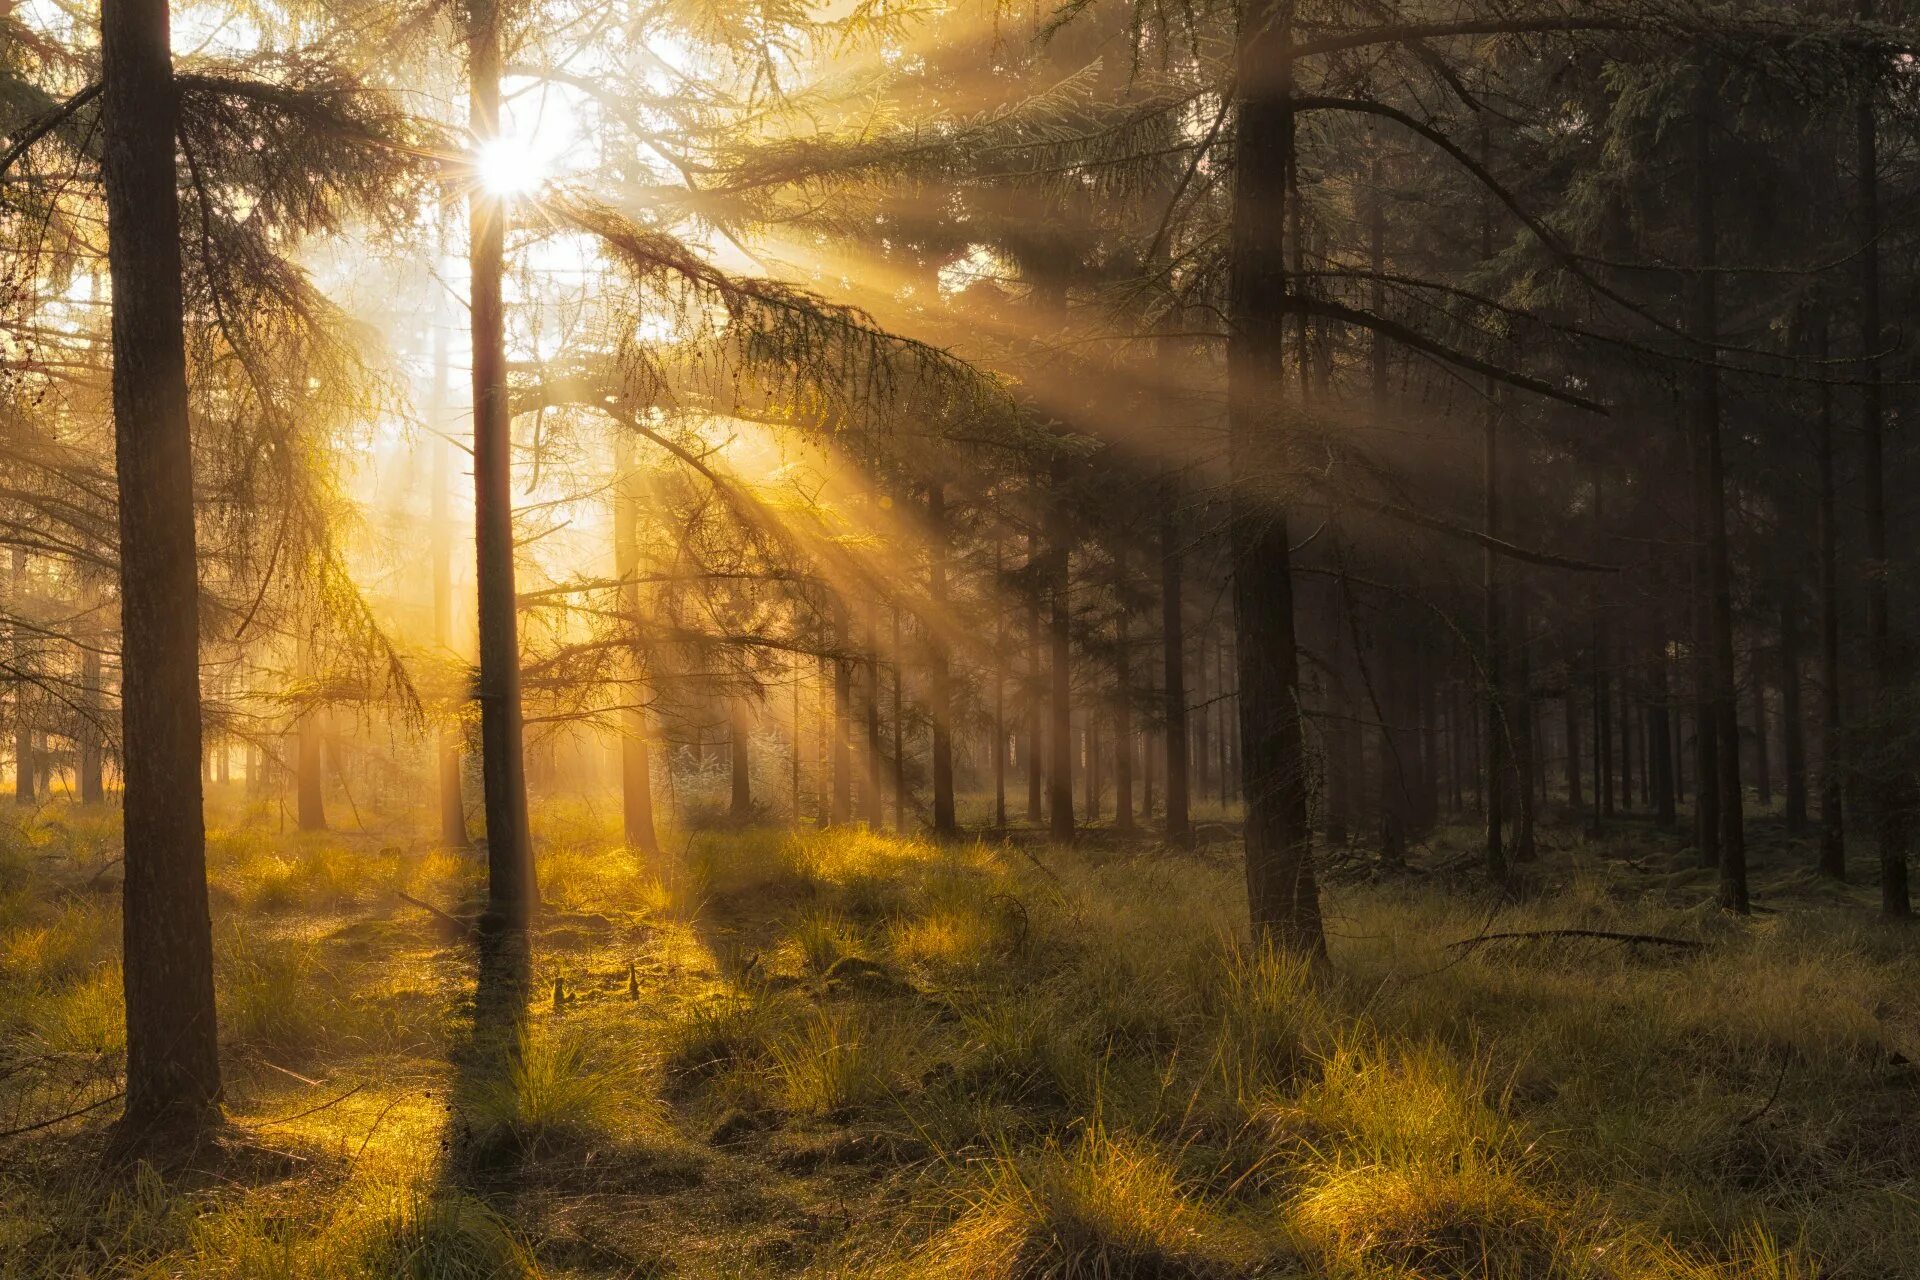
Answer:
[{"xmin": 475, "ymin": 136, "xmax": 547, "ymax": 197}]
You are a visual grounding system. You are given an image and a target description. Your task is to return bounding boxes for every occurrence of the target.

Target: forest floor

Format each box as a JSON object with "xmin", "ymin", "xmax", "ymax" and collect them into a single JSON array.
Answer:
[{"xmin": 3, "ymin": 798, "xmax": 1919, "ymax": 1279}]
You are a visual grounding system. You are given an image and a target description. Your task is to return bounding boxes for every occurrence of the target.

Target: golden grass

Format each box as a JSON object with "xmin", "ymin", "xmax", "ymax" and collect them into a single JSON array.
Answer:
[{"xmin": 2, "ymin": 809, "xmax": 1917, "ymax": 1280}]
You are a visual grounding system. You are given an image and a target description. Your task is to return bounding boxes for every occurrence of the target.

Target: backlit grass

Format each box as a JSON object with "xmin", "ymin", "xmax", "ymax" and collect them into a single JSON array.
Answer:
[{"xmin": 2, "ymin": 803, "xmax": 1917, "ymax": 1278}]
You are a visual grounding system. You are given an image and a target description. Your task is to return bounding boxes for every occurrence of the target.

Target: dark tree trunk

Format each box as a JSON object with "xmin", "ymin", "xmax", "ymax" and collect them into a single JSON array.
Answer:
[
  {"xmin": 1651, "ymin": 654, "xmax": 1677, "ymax": 827},
  {"xmin": 1565, "ymin": 679, "xmax": 1583, "ymax": 812},
  {"xmin": 1690, "ymin": 64, "xmax": 1747, "ymax": 911},
  {"xmin": 1114, "ymin": 575, "xmax": 1135, "ymax": 833},
  {"xmin": 296, "ymin": 697, "xmax": 327, "ymax": 832},
  {"xmin": 12, "ymin": 550, "xmax": 32, "ymax": 805},
  {"xmin": 612, "ymin": 446, "xmax": 658, "ymax": 855},
  {"xmin": 864, "ymin": 608, "xmax": 883, "ymax": 827},
  {"xmin": 1158, "ymin": 482, "xmax": 1190, "ymax": 843},
  {"xmin": 1751, "ymin": 651, "xmax": 1772, "ymax": 807},
  {"xmin": 831, "ymin": 598, "xmax": 852, "ymax": 823},
  {"xmin": 469, "ymin": 0, "xmax": 535, "ymax": 924},
  {"xmin": 891, "ymin": 607, "xmax": 906, "ymax": 834},
  {"xmin": 1048, "ymin": 459, "xmax": 1075, "ymax": 842},
  {"xmin": 101, "ymin": 0, "xmax": 221, "ymax": 1139},
  {"xmin": 80, "ymin": 643, "xmax": 105, "ymax": 804},
  {"xmin": 928, "ymin": 483, "xmax": 956, "ymax": 835},
  {"xmin": 1512, "ymin": 594, "xmax": 1537, "ymax": 861},
  {"xmin": 1813, "ymin": 307, "xmax": 1846, "ymax": 879},
  {"xmin": 992, "ymin": 532, "xmax": 1007, "ymax": 829},
  {"xmin": 1616, "ymin": 668, "xmax": 1632, "ymax": 815},
  {"xmin": 1856, "ymin": 5, "xmax": 1909, "ymax": 914},
  {"xmin": 1323, "ymin": 673, "xmax": 1352, "ymax": 847},
  {"xmin": 1379, "ymin": 636, "xmax": 1412, "ymax": 868},
  {"xmin": 1675, "ymin": 707, "xmax": 1688, "ymax": 805},
  {"xmin": 1217, "ymin": 639, "xmax": 1232, "ymax": 806},
  {"xmin": 1449, "ymin": 677, "xmax": 1464, "ymax": 813},
  {"xmin": 1781, "ymin": 601, "xmax": 1808, "ymax": 833},
  {"xmin": 1027, "ymin": 525, "xmax": 1045, "ymax": 824},
  {"xmin": 1193, "ymin": 625, "xmax": 1213, "ymax": 804},
  {"xmin": 1085, "ymin": 715, "xmax": 1100, "ymax": 821},
  {"xmin": 730, "ymin": 703, "xmax": 752, "ymax": 820},
  {"xmin": 1227, "ymin": 0, "xmax": 1324, "ymax": 957}
]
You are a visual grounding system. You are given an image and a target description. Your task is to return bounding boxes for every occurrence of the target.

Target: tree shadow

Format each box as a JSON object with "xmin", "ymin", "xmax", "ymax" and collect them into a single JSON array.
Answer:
[{"xmin": 441, "ymin": 920, "xmax": 533, "ymax": 1191}]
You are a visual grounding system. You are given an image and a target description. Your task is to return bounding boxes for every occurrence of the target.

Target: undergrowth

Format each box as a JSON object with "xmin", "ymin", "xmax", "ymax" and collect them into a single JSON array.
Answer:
[{"xmin": 1, "ymin": 801, "xmax": 1915, "ymax": 1278}]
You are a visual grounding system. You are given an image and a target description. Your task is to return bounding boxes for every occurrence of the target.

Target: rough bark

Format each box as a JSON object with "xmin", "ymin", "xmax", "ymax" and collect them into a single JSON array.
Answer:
[
  {"xmin": 1047, "ymin": 458, "xmax": 1075, "ymax": 842},
  {"xmin": 1691, "ymin": 62, "xmax": 1747, "ymax": 912},
  {"xmin": 928, "ymin": 482, "xmax": 956, "ymax": 835},
  {"xmin": 1026, "ymin": 524, "xmax": 1045, "ymax": 824},
  {"xmin": 1781, "ymin": 600, "xmax": 1808, "ymax": 833},
  {"xmin": 1856, "ymin": 3, "xmax": 1909, "ymax": 915},
  {"xmin": 613, "ymin": 443, "xmax": 658, "ymax": 855},
  {"xmin": 1228, "ymin": 0, "xmax": 1324, "ymax": 957},
  {"xmin": 101, "ymin": 0, "xmax": 222, "ymax": 1140},
  {"xmin": 469, "ymin": 0, "xmax": 535, "ymax": 924}
]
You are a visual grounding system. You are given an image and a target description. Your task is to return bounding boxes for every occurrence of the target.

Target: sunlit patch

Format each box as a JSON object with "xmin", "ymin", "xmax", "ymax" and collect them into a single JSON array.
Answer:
[{"xmin": 474, "ymin": 136, "xmax": 548, "ymax": 198}]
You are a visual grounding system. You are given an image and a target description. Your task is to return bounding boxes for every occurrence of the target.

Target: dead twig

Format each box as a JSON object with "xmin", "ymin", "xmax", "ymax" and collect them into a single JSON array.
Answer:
[
  {"xmin": 1736, "ymin": 1055, "xmax": 1791, "ymax": 1127},
  {"xmin": 236, "ymin": 1083, "xmax": 367, "ymax": 1129},
  {"xmin": 1447, "ymin": 929, "xmax": 1704, "ymax": 953},
  {"xmin": 395, "ymin": 889, "xmax": 474, "ymax": 933},
  {"xmin": 0, "ymin": 1090, "xmax": 123, "ymax": 1141}
]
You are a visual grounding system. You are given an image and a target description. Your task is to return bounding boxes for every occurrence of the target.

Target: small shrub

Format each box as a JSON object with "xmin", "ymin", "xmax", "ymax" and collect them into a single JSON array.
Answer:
[
  {"xmin": 357, "ymin": 1191, "xmax": 538, "ymax": 1279},
  {"xmin": 467, "ymin": 1030, "xmax": 636, "ymax": 1158},
  {"xmin": 921, "ymin": 1127, "xmax": 1264, "ymax": 1278},
  {"xmin": 767, "ymin": 1006, "xmax": 920, "ymax": 1116}
]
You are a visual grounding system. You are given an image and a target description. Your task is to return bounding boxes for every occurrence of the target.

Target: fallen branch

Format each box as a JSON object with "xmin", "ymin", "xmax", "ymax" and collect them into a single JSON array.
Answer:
[
  {"xmin": 395, "ymin": 889, "xmax": 474, "ymax": 933},
  {"xmin": 1447, "ymin": 929, "xmax": 1703, "ymax": 953},
  {"xmin": 238, "ymin": 1083, "xmax": 367, "ymax": 1128},
  {"xmin": 0, "ymin": 1090, "xmax": 123, "ymax": 1141},
  {"xmin": 1736, "ymin": 1055, "xmax": 1791, "ymax": 1127}
]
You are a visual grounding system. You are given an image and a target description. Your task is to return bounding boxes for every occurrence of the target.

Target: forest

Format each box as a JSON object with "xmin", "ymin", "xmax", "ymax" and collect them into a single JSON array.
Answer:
[{"xmin": 4, "ymin": 0, "xmax": 1920, "ymax": 1275}]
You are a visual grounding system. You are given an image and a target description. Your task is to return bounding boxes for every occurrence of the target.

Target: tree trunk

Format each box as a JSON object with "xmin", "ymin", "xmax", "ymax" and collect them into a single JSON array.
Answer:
[
  {"xmin": 296, "ymin": 677, "xmax": 327, "ymax": 833},
  {"xmin": 730, "ymin": 703, "xmax": 752, "ymax": 820},
  {"xmin": 1616, "ymin": 667, "xmax": 1632, "ymax": 814},
  {"xmin": 891, "ymin": 606, "xmax": 906, "ymax": 834},
  {"xmin": 101, "ymin": 0, "xmax": 221, "ymax": 1139},
  {"xmin": 992, "ymin": 532, "xmax": 1007, "ymax": 829},
  {"xmin": 1691, "ymin": 61, "xmax": 1747, "ymax": 912},
  {"xmin": 864, "ymin": 606, "xmax": 883, "ymax": 827},
  {"xmin": 1048, "ymin": 459, "xmax": 1075, "ymax": 842},
  {"xmin": 12, "ymin": 550, "xmax": 32, "ymax": 805},
  {"xmin": 1651, "ymin": 653, "xmax": 1677, "ymax": 826},
  {"xmin": 928, "ymin": 482, "xmax": 956, "ymax": 835},
  {"xmin": 1449, "ymin": 677, "xmax": 1464, "ymax": 813},
  {"xmin": 612, "ymin": 442, "xmax": 658, "ymax": 855},
  {"xmin": 1565, "ymin": 679, "xmax": 1583, "ymax": 812},
  {"xmin": 1027, "ymin": 525, "xmax": 1045, "ymax": 825},
  {"xmin": 1193, "ymin": 625, "xmax": 1212, "ymax": 805},
  {"xmin": 80, "ymin": 642, "xmax": 105, "ymax": 804},
  {"xmin": 1228, "ymin": 0, "xmax": 1324, "ymax": 957},
  {"xmin": 1781, "ymin": 600, "xmax": 1808, "ymax": 833},
  {"xmin": 831, "ymin": 598, "xmax": 852, "ymax": 823},
  {"xmin": 1856, "ymin": 4, "xmax": 1909, "ymax": 914},
  {"xmin": 1161, "ymin": 483, "xmax": 1191, "ymax": 845},
  {"xmin": 469, "ymin": 0, "xmax": 535, "ymax": 924},
  {"xmin": 1812, "ymin": 307, "xmax": 1845, "ymax": 878},
  {"xmin": 1512, "ymin": 594, "xmax": 1537, "ymax": 861},
  {"xmin": 1114, "ymin": 572, "xmax": 1135, "ymax": 833},
  {"xmin": 1751, "ymin": 649, "xmax": 1772, "ymax": 807}
]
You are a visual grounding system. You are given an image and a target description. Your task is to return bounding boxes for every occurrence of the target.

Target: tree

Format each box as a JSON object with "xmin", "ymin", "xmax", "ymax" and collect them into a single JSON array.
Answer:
[
  {"xmin": 100, "ymin": 0, "xmax": 221, "ymax": 1141},
  {"xmin": 467, "ymin": 0, "xmax": 536, "ymax": 927}
]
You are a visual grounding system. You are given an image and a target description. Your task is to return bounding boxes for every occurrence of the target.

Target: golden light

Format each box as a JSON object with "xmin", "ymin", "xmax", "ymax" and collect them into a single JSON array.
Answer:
[{"xmin": 475, "ymin": 136, "xmax": 547, "ymax": 197}]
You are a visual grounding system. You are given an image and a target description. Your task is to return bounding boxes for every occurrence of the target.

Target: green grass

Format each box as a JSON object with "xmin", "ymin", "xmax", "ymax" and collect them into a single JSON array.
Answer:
[{"xmin": 1, "ymin": 803, "xmax": 1916, "ymax": 1278}]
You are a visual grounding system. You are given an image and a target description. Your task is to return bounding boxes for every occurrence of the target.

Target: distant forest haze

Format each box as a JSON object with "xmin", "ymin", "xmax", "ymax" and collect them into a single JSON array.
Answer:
[{"xmin": 4, "ymin": 0, "xmax": 1920, "ymax": 1276}]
